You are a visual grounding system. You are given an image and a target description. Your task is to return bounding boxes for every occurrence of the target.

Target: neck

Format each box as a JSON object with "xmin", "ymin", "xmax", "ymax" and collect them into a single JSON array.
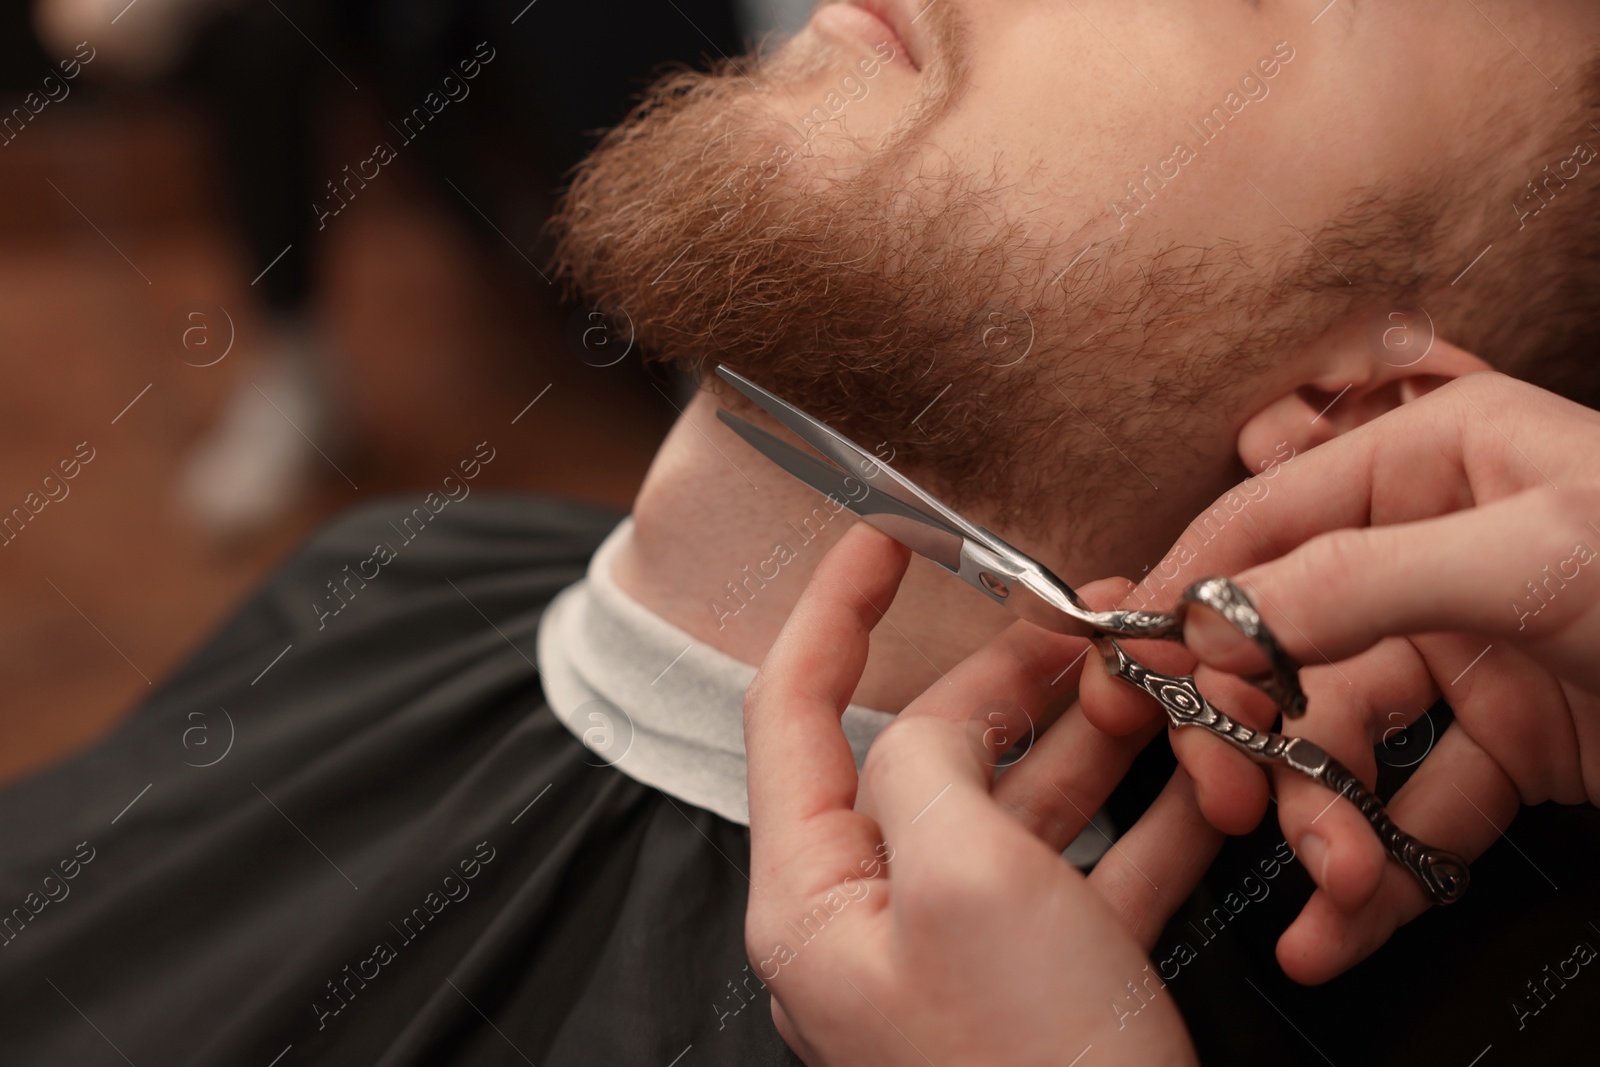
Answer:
[
  {"xmin": 612, "ymin": 389, "xmax": 1066, "ymax": 712},
  {"xmin": 614, "ymin": 389, "xmax": 1245, "ymax": 711}
]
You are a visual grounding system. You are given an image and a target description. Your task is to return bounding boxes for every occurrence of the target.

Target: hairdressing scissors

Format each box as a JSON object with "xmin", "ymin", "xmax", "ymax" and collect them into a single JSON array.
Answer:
[{"xmin": 715, "ymin": 364, "xmax": 1468, "ymax": 906}]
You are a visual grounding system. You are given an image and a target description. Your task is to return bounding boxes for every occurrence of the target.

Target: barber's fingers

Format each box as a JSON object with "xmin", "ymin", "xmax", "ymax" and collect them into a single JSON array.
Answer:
[
  {"xmin": 1081, "ymin": 637, "xmax": 1279, "ymax": 835},
  {"xmin": 1186, "ymin": 487, "xmax": 1600, "ymax": 690},
  {"xmin": 1164, "ymin": 665, "xmax": 1279, "ymax": 835},
  {"xmin": 857, "ymin": 709, "xmax": 1068, "ymax": 914},
  {"xmin": 1139, "ymin": 372, "xmax": 1592, "ymax": 602},
  {"xmin": 986, "ymin": 580, "xmax": 1159, "ymax": 853},
  {"xmin": 1134, "ymin": 635, "xmax": 1426, "ymax": 914},
  {"xmin": 1275, "ymin": 722, "xmax": 1518, "ymax": 984},
  {"xmin": 745, "ymin": 523, "xmax": 909, "ymax": 895},
  {"xmin": 1098, "ymin": 373, "xmax": 1456, "ymax": 618},
  {"xmin": 852, "ymin": 620, "xmax": 1085, "ymax": 858},
  {"xmin": 1417, "ymin": 633, "xmax": 1588, "ymax": 805},
  {"xmin": 1088, "ymin": 768, "xmax": 1224, "ymax": 952},
  {"xmin": 1275, "ymin": 633, "xmax": 1581, "ymax": 938},
  {"xmin": 1080, "ymin": 634, "xmax": 1194, "ymax": 737},
  {"xmin": 876, "ymin": 617, "xmax": 1090, "ymax": 757},
  {"xmin": 1268, "ymin": 638, "xmax": 1432, "ymax": 915},
  {"xmin": 853, "ymin": 614, "xmax": 1135, "ymax": 878},
  {"xmin": 898, "ymin": 575, "xmax": 1132, "ymax": 734},
  {"xmin": 1568, "ymin": 681, "xmax": 1600, "ymax": 799},
  {"xmin": 855, "ymin": 576, "xmax": 1132, "ymax": 847},
  {"xmin": 991, "ymin": 704, "xmax": 1163, "ymax": 853}
]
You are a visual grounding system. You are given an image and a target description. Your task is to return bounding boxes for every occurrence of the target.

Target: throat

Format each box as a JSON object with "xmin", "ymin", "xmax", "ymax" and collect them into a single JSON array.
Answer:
[{"xmin": 611, "ymin": 388, "xmax": 1015, "ymax": 713}]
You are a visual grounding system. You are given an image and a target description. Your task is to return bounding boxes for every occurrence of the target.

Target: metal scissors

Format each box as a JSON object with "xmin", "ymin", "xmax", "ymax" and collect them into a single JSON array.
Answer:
[{"xmin": 715, "ymin": 364, "xmax": 1469, "ymax": 906}]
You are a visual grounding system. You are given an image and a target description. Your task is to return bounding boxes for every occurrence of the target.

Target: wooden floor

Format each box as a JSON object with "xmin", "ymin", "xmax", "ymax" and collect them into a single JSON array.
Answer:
[{"xmin": 0, "ymin": 98, "xmax": 671, "ymax": 784}]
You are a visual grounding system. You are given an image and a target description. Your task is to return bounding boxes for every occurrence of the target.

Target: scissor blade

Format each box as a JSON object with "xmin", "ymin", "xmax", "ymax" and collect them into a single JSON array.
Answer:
[
  {"xmin": 715, "ymin": 365, "xmax": 992, "ymax": 548},
  {"xmin": 716, "ymin": 408, "xmax": 967, "ymax": 571}
]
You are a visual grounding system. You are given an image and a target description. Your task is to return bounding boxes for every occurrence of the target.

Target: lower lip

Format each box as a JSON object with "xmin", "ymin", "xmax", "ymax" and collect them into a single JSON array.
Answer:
[{"xmin": 812, "ymin": 2, "xmax": 915, "ymax": 68}]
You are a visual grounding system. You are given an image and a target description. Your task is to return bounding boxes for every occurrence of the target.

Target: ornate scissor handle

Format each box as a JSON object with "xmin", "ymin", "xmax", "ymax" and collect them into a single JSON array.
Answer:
[
  {"xmin": 1097, "ymin": 579, "xmax": 1469, "ymax": 907},
  {"xmin": 1089, "ymin": 577, "xmax": 1306, "ymax": 719}
]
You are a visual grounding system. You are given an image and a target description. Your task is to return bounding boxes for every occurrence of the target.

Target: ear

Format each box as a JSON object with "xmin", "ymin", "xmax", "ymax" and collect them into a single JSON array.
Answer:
[{"xmin": 1236, "ymin": 312, "xmax": 1494, "ymax": 474}]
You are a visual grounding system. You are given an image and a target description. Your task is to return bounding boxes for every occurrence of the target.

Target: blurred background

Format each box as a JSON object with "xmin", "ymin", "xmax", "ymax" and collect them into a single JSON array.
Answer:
[{"xmin": 0, "ymin": 0, "xmax": 810, "ymax": 783}]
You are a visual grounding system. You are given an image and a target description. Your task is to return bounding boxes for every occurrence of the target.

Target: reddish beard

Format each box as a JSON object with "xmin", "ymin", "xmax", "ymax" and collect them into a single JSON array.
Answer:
[{"xmin": 548, "ymin": 8, "xmax": 1090, "ymax": 531}]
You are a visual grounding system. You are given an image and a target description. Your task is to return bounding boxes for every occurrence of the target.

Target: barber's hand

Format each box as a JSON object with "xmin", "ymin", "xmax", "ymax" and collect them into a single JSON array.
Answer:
[
  {"xmin": 744, "ymin": 523, "xmax": 1209, "ymax": 1067},
  {"xmin": 1083, "ymin": 366, "xmax": 1600, "ymax": 985}
]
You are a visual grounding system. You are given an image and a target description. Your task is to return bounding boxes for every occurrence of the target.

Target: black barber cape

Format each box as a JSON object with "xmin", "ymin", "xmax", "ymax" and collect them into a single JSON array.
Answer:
[{"xmin": 0, "ymin": 495, "xmax": 1594, "ymax": 1065}]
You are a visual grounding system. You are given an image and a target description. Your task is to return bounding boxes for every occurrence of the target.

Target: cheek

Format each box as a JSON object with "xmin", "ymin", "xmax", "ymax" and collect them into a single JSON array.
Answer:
[{"xmin": 931, "ymin": 16, "xmax": 1185, "ymax": 217}]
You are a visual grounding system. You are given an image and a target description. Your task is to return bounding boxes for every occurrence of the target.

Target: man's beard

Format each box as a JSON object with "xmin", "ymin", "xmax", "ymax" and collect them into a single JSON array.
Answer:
[{"xmin": 549, "ymin": 7, "xmax": 1478, "ymax": 567}]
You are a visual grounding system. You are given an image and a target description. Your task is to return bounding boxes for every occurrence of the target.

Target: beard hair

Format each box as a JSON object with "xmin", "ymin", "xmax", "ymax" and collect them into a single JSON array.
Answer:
[
  {"xmin": 547, "ymin": 13, "xmax": 1516, "ymax": 564},
  {"xmin": 551, "ymin": 74, "xmax": 1079, "ymax": 529}
]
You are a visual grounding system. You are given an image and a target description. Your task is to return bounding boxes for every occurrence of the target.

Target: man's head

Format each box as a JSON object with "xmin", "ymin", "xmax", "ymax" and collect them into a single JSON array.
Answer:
[{"xmin": 553, "ymin": 0, "xmax": 1600, "ymax": 578}]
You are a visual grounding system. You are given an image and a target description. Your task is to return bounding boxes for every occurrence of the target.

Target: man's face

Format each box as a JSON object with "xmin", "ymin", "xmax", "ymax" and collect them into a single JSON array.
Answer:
[{"xmin": 554, "ymin": 0, "xmax": 1599, "ymax": 576}]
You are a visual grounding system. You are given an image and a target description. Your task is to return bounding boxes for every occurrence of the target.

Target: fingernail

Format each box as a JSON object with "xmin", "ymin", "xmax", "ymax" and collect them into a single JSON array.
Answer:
[{"xmin": 1298, "ymin": 832, "xmax": 1331, "ymax": 886}]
